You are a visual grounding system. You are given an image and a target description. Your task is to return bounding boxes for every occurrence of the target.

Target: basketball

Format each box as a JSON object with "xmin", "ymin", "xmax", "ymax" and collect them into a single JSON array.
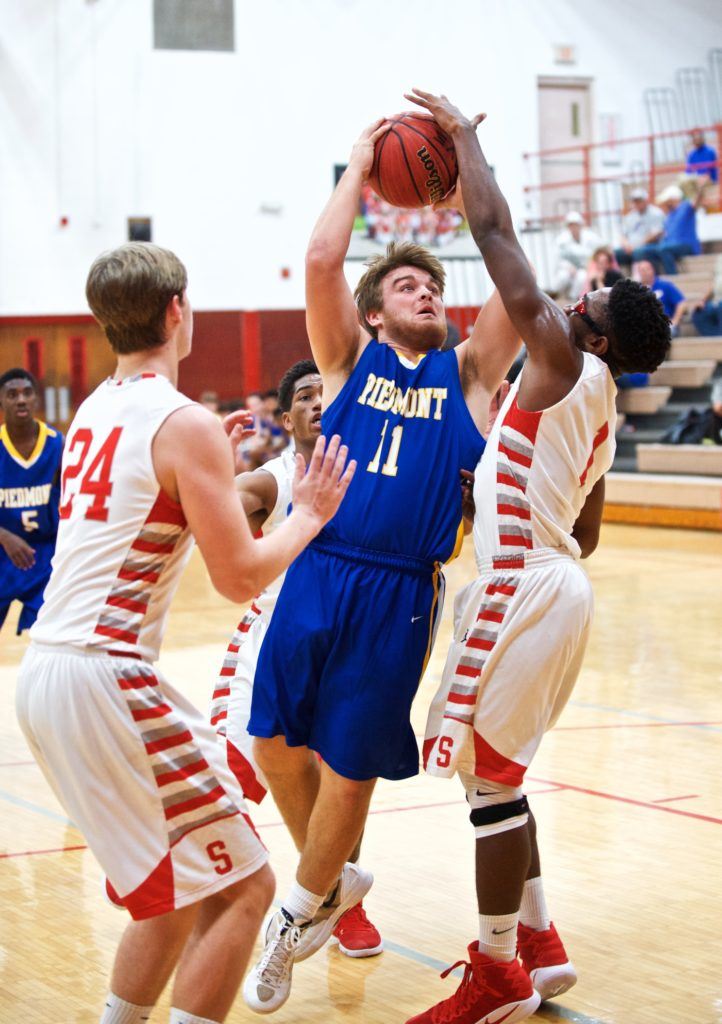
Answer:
[{"xmin": 369, "ymin": 112, "xmax": 458, "ymax": 209}]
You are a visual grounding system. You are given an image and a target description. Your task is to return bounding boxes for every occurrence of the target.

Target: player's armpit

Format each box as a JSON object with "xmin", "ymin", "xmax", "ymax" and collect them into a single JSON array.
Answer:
[
  {"xmin": 152, "ymin": 405, "xmax": 264, "ymax": 601},
  {"xmin": 572, "ymin": 475, "xmax": 605, "ymax": 558},
  {"xmin": 456, "ymin": 290, "xmax": 520, "ymax": 429}
]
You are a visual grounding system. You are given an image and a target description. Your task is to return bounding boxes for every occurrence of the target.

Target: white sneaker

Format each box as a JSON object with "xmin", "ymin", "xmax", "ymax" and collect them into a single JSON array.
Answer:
[
  {"xmin": 243, "ymin": 909, "xmax": 300, "ymax": 1014},
  {"xmin": 294, "ymin": 862, "xmax": 374, "ymax": 962}
]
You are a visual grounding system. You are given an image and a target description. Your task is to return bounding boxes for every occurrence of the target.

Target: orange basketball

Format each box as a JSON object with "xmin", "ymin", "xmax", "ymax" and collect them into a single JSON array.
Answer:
[{"xmin": 369, "ymin": 113, "xmax": 458, "ymax": 209}]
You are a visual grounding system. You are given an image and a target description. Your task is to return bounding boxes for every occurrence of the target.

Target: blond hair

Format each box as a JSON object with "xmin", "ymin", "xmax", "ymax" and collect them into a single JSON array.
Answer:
[
  {"xmin": 354, "ymin": 242, "xmax": 446, "ymax": 337},
  {"xmin": 86, "ymin": 242, "xmax": 188, "ymax": 354}
]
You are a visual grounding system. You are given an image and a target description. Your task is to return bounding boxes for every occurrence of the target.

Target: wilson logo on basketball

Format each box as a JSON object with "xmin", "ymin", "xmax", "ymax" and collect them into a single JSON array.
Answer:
[{"xmin": 416, "ymin": 146, "xmax": 445, "ymax": 203}]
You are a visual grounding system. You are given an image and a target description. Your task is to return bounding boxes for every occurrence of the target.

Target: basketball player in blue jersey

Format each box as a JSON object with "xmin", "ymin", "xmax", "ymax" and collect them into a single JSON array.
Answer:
[
  {"xmin": 0, "ymin": 368, "xmax": 63, "ymax": 634},
  {"xmin": 243, "ymin": 119, "xmax": 522, "ymax": 1013}
]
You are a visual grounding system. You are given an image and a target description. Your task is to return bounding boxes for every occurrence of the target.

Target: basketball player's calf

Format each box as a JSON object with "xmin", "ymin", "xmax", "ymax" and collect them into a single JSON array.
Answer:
[
  {"xmin": 104, "ymin": 863, "xmax": 274, "ymax": 1024},
  {"xmin": 465, "ymin": 776, "xmax": 576, "ymax": 1003},
  {"xmin": 243, "ymin": 753, "xmax": 375, "ymax": 1013}
]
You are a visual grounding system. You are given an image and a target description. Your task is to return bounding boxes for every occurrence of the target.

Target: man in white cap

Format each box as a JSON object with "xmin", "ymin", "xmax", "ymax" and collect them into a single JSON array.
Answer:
[
  {"xmin": 614, "ymin": 187, "xmax": 665, "ymax": 269},
  {"xmin": 633, "ymin": 183, "xmax": 705, "ymax": 274},
  {"xmin": 552, "ymin": 211, "xmax": 601, "ymax": 300}
]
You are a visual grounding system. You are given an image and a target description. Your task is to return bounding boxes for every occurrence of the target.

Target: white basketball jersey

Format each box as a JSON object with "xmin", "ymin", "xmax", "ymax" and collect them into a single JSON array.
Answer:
[
  {"xmin": 31, "ymin": 373, "xmax": 195, "ymax": 661},
  {"xmin": 473, "ymin": 352, "xmax": 617, "ymax": 562},
  {"xmin": 248, "ymin": 446, "xmax": 295, "ymax": 620}
]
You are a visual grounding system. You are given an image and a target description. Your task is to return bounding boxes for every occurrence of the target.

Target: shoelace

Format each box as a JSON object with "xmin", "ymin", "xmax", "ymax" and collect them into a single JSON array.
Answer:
[
  {"xmin": 257, "ymin": 924, "xmax": 300, "ymax": 985},
  {"xmin": 431, "ymin": 957, "xmax": 511, "ymax": 1023},
  {"xmin": 339, "ymin": 903, "xmax": 370, "ymax": 928}
]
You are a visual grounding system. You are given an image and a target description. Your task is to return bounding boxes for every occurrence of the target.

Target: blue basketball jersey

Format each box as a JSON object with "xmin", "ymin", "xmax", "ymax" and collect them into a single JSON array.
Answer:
[
  {"xmin": 320, "ymin": 340, "xmax": 485, "ymax": 563},
  {"xmin": 0, "ymin": 422, "xmax": 63, "ymax": 545}
]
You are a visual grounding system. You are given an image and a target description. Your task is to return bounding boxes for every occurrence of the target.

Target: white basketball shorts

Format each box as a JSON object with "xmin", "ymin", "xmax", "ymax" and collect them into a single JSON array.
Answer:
[
  {"xmin": 424, "ymin": 548, "xmax": 594, "ymax": 786},
  {"xmin": 16, "ymin": 642, "xmax": 268, "ymax": 920}
]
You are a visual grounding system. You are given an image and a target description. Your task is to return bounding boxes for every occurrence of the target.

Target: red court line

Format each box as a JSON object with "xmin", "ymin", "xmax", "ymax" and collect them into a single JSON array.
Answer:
[
  {"xmin": 652, "ymin": 794, "xmax": 699, "ymax": 804},
  {"xmin": 555, "ymin": 721, "xmax": 722, "ymax": 731},
  {"xmin": 528, "ymin": 775, "xmax": 722, "ymax": 825},
  {"xmin": 0, "ymin": 844, "xmax": 87, "ymax": 860}
]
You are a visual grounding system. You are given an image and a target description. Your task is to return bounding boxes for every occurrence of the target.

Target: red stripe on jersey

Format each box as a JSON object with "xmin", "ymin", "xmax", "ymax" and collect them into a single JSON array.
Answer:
[
  {"xmin": 220, "ymin": 667, "xmax": 236, "ymax": 677},
  {"xmin": 131, "ymin": 538, "xmax": 177, "ymax": 555},
  {"xmin": 579, "ymin": 420, "xmax": 610, "ymax": 486},
  {"xmin": 250, "ymin": 603, "xmax": 262, "ymax": 616},
  {"xmin": 117, "ymin": 673, "xmax": 158, "ymax": 690},
  {"xmin": 154, "ymin": 757, "xmax": 209, "ymax": 788},
  {"xmin": 227, "ymin": 643, "xmax": 240, "ymax": 654},
  {"xmin": 499, "ymin": 534, "xmax": 533, "ymax": 549},
  {"xmin": 212, "ymin": 686, "xmax": 231, "ymax": 700},
  {"xmin": 422, "ymin": 736, "xmax": 436, "ymax": 770},
  {"xmin": 118, "ymin": 567, "xmax": 161, "ymax": 584},
  {"xmin": 227, "ymin": 738, "xmax": 267, "ymax": 805},
  {"xmin": 164, "ymin": 784, "xmax": 227, "ymax": 821},
  {"xmin": 447, "ymin": 692, "xmax": 477, "ymax": 705},
  {"xmin": 95, "ymin": 624, "xmax": 139, "ymax": 644},
  {"xmin": 242, "ymin": 811, "xmax": 266, "ymax": 849},
  {"xmin": 144, "ymin": 489, "xmax": 187, "ymax": 529},
  {"xmin": 473, "ymin": 730, "xmax": 526, "ymax": 787},
  {"xmin": 131, "ymin": 703, "xmax": 173, "ymax": 722},
  {"xmin": 107, "ymin": 594, "xmax": 149, "ymax": 615},
  {"xmin": 466, "ymin": 637, "xmax": 494, "ymax": 651},
  {"xmin": 456, "ymin": 664, "xmax": 481, "ymax": 678},
  {"xmin": 497, "ymin": 503, "xmax": 532, "ymax": 520},
  {"xmin": 497, "ymin": 472, "xmax": 525, "ymax": 491},
  {"xmin": 486, "ymin": 583, "xmax": 517, "ymax": 597},
  {"xmin": 478, "ymin": 609, "xmax": 504, "ymax": 623},
  {"xmin": 210, "ymin": 710, "xmax": 228, "ymax": 726},
  {"xmin": 501, "ymin": 397, "xmax": 543, "ymax": 445},
  {"xmin": 498, "ymin": 442, "xmax": 532, "ymax": 469},
  {"xmin": 144, "ymin": 729, "xmax": 194, "ymax": 755}
]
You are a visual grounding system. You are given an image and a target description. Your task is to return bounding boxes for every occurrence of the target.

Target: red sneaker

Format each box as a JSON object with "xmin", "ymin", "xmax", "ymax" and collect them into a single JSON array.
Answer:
[
  {"xmin": 517, "ymin": 922, "xmax": 577, "ymax": 1001},
  {"xmin": 405, "ymin": 942, "xmax": 540, "ymax": 1024},
  {"xmin": 331, "ymin": 901, "xmax": 384, "ymax": 958}
]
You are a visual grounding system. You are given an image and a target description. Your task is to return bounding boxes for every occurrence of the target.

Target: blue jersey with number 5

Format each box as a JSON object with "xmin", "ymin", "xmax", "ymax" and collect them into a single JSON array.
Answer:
[
  {"xmin": 320, "ymin": 340, "xmax": 485, "ymax": 563},
  {"xmin": 0, "ymin": 422, "xmax": 63, "ymax": 544}
]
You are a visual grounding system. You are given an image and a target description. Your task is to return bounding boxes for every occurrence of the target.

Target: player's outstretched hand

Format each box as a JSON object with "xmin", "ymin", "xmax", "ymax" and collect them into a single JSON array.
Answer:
[
  {"xmin": 0, "ymin": 530, "xmax": 36, "ymax": 570},
  {"xmin": 222, "ymin": 408, "xmax": 256, "ymax": 474},
  {"xmin": 349, "ymin": 118, "xmax": 392, "ymax": 181},
  {"xmin": 292, "ymin": 434, "xmax": 356, "ymax": 529},
  {"xmin": 404, "ymin": 88, "xmax": 485, "ymax": 137}
]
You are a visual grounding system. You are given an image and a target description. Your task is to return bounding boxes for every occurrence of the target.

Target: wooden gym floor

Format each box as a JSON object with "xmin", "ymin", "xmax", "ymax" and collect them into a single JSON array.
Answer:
[{"xmin": 0, "ymin": 523, "xmax": 720, "ymax": 1024}]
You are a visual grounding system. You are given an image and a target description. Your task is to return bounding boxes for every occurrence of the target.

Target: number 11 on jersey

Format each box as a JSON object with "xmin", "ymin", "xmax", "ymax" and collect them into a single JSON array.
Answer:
[{"xmin": 367, "ymin": 419, "xmax": 404, "ymax": 477}]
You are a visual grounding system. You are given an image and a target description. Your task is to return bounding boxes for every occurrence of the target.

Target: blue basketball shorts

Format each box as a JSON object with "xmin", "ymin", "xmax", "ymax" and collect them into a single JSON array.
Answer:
[
  {"xmin": 248, "ymin": 539, "xmax": 445, "ymax": 781},
  {"xmin": 0, "ymin": 542, "xmax": 54, "ymax": 635}
]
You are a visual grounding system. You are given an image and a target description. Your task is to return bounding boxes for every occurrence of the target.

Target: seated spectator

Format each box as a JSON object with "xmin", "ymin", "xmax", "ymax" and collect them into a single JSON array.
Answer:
[
  {"xmin": 632, "ymin": 184, "xmax": 705, "ymax": 274},
  {"xmin": 686, "ymin": 129, "xmax": 718, "ymax": 185},
  {"xmin": 263, "ymin": 388, "xmax": 287, "ymax": 453},
  {"xmin": 551, "ymin": 211, "xmax": 602, "ymax": 300},
  {"xmin": 636, "ymin": 258, "xmax": 686, "ymax": 337},
  {"xmin": 614, "ymin": 188, "xmax": 665, "ymax": 269},
  {"xmin": 690, "ymin": 256, "xmax": 722, "ymax": 336},
  {"xmin": 587, "ymin": 246, "xmax": 624, "ymax": 291}
]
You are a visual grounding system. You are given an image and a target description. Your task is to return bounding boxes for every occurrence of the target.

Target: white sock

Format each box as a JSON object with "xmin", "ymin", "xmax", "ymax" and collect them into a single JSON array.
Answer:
[
  {"xmin": 282, "ymin": 880, "xmax": 324, "ymax": 924},
  {"xmin": 519, "ymin": 876, "xmax": 551, "ymax": 931},
  {"xmin": 478, "ymin": 912, "xmax": 518, "ymax": 962},
  {"xmin": 100, "ymin": 993, "xmax": 153, "ymax": 1024},
  {"xmin": 169, "ymin": 1011, "xmax": 221, "ymax": 1024}
]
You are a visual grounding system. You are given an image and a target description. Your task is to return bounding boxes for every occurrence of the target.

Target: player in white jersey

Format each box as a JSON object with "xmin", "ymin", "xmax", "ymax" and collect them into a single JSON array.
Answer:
[
  {"xmin": 211, "ymin": 358, "xmax": 384, "ymax": 960},
  {"xmin": 404, "ymin": 90, "xmax": 671, "ymax": 1024},
  {"xmin": 16, "ymin": 242, "xmax": 355, "ymax": 1024}
]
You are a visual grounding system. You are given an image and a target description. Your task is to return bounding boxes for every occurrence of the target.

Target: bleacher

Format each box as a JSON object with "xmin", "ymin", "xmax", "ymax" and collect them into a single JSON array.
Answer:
[
  {"xmin": 612, "ymin": 251, "xmax": 721, "ymax": 478},
  {"xmin": 607, "ymin": 250, "xmax": 722, "ymax": 529}
]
